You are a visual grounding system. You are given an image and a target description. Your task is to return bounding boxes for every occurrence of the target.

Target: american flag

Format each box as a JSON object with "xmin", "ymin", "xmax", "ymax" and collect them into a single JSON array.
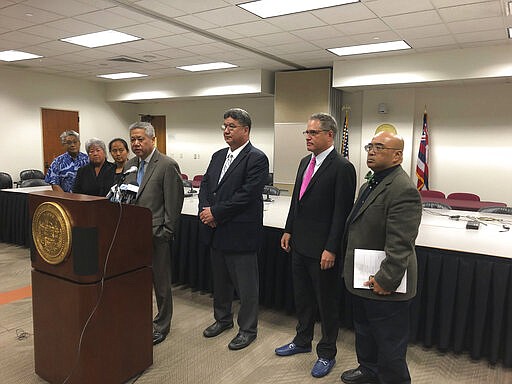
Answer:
[
  {"xmin": 341, "ymin": 110, "xmax": 349, "ymax": 159},
  {"xmin": 416, "ymin": 111, "xmax": 429, "ymax": 190}
]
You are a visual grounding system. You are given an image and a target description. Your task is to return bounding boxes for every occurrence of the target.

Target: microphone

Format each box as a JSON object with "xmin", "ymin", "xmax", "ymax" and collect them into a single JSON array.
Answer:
[
  {"xmin": 123, "ymin": 165, "xmax": 138, "ymax": 175},
  {"xmin": 119, "ymin": 182, "xmax": 139, "ymax": 204},
  {"xmin": 108, "ymin": 166, "xmax": 139, "ymax": 202}
]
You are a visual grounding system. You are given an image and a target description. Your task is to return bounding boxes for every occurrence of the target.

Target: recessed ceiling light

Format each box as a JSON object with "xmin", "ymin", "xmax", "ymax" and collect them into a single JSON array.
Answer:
[
  {"xmin": 238, "ymin": 0, "xmax": 359, "ymax": 18},
  {"xmin": 97, "ymin": 72, "xmax": 148, "ymax": 80},
  {"xmin": 0, "ymin": 50, "xmax": 43, "ymax": 62},
  {"xmin": 328, "ymin": 40, "xmax": 411, "ymax": 56},
  {"xmin": 60, "ymin": 30, "xmax": 142, "ymax": 48},
  {"xmin": 176, "ymin": 62, "xmax": 238, "ymax": 72}
]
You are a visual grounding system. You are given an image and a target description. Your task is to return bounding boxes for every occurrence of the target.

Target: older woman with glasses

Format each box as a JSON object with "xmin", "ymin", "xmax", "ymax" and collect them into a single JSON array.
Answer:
[{"xmin": 73, "ymin": 138, "xmax": 115, "ymax": 196}]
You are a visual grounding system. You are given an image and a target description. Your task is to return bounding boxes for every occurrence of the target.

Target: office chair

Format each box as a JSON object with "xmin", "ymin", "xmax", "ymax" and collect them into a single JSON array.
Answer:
[
  {"xmin": 420, "ymin": 190, "xmax": 445, "ymax": 199},
  {"xmin": 20, "ymin": 179, "xmax": 49, "ymax": 188},
  {"xmin": 191, "ymin": 175, "xmax": 203, "ymax": 188},
  {"xmin": 447, "ymin": 192, "xmax": 480, "ymax": 201},
  {"xmin": 20, "ymin": 169, "xmax": 45, "ymax": 181},
  {"xmin": 422, "ymin": 201, "xmax": 452, "ymax": 210},
  {"xmin": 0, "ymin": 172, "xmax": 13, "ymax": 189}
]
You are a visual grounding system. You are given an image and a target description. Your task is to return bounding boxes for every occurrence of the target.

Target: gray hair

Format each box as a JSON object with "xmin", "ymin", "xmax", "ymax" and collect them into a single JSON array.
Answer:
[
  {"xmin": 85, "ymin": 138, "xmax": 106, "ymax": 154},
  {"xmin": 60, "ymin": 130, "xmax": 80, "ymax": 144},
  {"xmin": 310, "ymin": 113, "xmax": 338, "ymax": 136},
  {"xmin": 224, "ymin": 108, "xmax": 252, "ymax": 131},
  {"xmin": 129, "ymin": 121, "xmax": 155, "ymax": 138}
]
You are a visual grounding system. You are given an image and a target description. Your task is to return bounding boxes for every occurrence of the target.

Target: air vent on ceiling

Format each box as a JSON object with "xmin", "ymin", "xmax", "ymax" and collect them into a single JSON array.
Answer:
[{"xmin": 108, "ymin": 56, "xmax": 147, "ymax": 63}]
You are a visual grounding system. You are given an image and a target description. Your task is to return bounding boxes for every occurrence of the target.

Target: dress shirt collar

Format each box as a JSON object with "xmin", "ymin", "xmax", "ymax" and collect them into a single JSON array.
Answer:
[{"xmin": 227, "ymin": 141, "xmax": 249, "ymax": 161}]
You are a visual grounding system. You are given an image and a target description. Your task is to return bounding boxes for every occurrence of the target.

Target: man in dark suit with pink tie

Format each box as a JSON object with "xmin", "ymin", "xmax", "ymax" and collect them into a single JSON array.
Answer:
[
  {"xmin": 276, "ymin": 113, "xmax": 356, "ymax": 378},
  {"xmin": 199, "ymin": 108, "xmax": 269, "ymax": 351}
]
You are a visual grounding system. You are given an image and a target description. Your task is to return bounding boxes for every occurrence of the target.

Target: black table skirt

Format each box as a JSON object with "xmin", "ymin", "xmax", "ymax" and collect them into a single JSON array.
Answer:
[
  {"xmin": 0, "ymin": 190, "xmax": 30, "ymax": 246},
  {"xmin": 174, "ymin": 214, "xmax": 512, "ymax": 367},
  {"xmin": 2, "ymin": 191, "xmax": 511, "ymax": 367}
]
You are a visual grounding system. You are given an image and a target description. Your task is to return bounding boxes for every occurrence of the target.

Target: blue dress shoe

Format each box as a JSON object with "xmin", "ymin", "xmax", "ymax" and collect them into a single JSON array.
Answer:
[
  {"xmin": 275, "ymin": 342, "xmax": 312, "ymax": 356},
  {"xmin": 311, "ymin": 358, "xmax": 335, "ymax": 378}
]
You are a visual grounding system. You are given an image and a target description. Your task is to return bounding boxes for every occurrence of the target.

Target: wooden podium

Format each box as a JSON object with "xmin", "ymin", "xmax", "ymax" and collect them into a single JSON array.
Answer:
[{"xmin": 29, "ymin": 191, "xmax": 153, "ymax": 384}]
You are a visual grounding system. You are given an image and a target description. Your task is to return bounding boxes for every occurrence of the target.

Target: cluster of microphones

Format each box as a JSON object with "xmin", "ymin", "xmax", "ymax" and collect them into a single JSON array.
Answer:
[{"xmin": 106, "ymin": 166, "xmax": 139, "ymax": 204}]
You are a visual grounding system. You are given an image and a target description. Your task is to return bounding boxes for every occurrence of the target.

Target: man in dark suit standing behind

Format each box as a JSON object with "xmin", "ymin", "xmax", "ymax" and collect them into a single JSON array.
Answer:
[
  {"xmin": 275, "ymin": 113, "xmax": 356, "ymax": 378},
  {"xmin": 199, "ymin": 108, "xmax": 269, "ymax": 351},
  {"xmin": 125, "ymin": 122, "xmax": 184, "ymax": 346},
  {"xmin": 341, "ymin": 131, "xmax": 422, "ymax": 384}
]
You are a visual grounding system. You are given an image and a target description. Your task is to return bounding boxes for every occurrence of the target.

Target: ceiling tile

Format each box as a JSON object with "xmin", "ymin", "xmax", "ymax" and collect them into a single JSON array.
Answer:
[
  {"xmin": 227, "ymin": 21, "xmax": 283, "ymax": 38},
  {"xmin": 447, "ymin": 16, "xmax": 505, "ymax": 33},
  {"xmin": 22, "ymin": 0, "xmax": 100, "ymax": 17},
  {"xmin": 438, "ymin": 2, "xmax": 502, "ymax": 22},
  {"xmin": 0, "ymin": 3, "xmax": 63, "ymax": 23},
  {"xmin": 165, "ymin": 0, "xmax": 230, "ymax": 13},
  {"xmin": 73, "ymin": 8, "xmax": 140, "ymax": 29},
  {"xmin": 455, "ymin": 28, "xmax": 508, "ymax": 43},
  {"xmin": 265, "ymin": 12, "xmax": 326, "ymax": 31},
  {"xmin": 313, "ymin": 2, "xmax": 377, "ymax": 24},
  {"xmin": 365, "ymin": 0, "xmax": 433, "ymax": 17},
  {"xmin": 397, "ymin": 24, "xmax": 451, "ymax": 40},
  {"xmin": 131, "ymin": 0, "xmax": 185, "ymax": 18},
  {"xmin": 406, "ymin": 34, "xmax": 458, "ymax": 48},
  {"xmin": 384, "ymin": 10, "xmax": 444, "ymax": 29},
  {"xmin": 333, "ymin": 18, "xmax": 390, "ymax": 35},
  {"xmin": 291, "ymin": 26, "xmax": 343, "ymax": 41}
]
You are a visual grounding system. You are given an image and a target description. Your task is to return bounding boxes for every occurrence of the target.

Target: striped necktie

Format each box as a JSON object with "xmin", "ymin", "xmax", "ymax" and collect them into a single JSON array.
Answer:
[{"xmin": 219, "ymin": 153, "xmax": 233, "ymax": 183}]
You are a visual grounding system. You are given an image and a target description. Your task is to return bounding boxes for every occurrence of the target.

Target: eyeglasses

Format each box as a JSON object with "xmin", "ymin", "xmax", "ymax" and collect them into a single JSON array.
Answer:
[
  {"xmin": 64, "ymin": 140, "xmax": 78, "ymax": 146},
  {"xmin": 302, "ymin": 130, "xmax": 328, "ymax": 137},
  {"xmin": 221, "ymin": 123, "xmax": 244, "ymax": 131},
  {"xmin": 364, "ymin": 143, "xmax": 401, "ymax": 153}
]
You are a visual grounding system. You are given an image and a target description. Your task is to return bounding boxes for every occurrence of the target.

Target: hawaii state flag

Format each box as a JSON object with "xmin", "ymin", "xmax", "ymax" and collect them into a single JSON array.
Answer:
[
  {"xmin": 416, "ymin": 111, "xmax": 429, "ymax": 190},
  {"xmin": 341, "ymin": 110, "xmax": 349, "ymax": 159}
]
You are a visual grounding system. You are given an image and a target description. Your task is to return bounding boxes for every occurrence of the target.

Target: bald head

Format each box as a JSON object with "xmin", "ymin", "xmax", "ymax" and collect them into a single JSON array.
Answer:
[{"xmin": 366, "ymin": 131, "xmax": 404, "ymax": 172}]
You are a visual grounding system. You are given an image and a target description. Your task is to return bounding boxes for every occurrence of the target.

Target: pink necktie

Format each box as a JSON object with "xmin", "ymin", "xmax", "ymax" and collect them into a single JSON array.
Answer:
[{"xmin": 299, "ymin": 156, "xmax": 316, "ymax": 199}]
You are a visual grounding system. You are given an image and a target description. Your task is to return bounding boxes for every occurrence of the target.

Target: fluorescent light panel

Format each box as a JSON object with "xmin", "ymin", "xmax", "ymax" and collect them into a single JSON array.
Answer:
[
  {"xmin": 176, "ymin": 62, "xmax": 237, "ymax": 72},
  {"xmin": 60, "ymin": 30, "xmax": 141, "ymax": 48},
  {"xmin": 97, "ymin": 72, "xmax": 148, "ymax": 80},
  {"xmin": 0, "ymin": 50, "xmax": 42, "ymax": 62},
  {"xmin": 508, "ymin": 27, "xmax": 512, "ymax": 38},
  {"xmin": 328, "ymin": 40, "xmax": 411, "ymax": 56},
  {"xmin": 238, "ymin": 0, "xmax": 359, "ymax": 18}
]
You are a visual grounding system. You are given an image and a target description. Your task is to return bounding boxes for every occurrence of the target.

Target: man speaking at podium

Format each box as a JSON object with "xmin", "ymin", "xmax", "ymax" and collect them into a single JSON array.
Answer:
[{"xmin": 125, "ymin": 121, "xmax": 184, "ymax": 346}]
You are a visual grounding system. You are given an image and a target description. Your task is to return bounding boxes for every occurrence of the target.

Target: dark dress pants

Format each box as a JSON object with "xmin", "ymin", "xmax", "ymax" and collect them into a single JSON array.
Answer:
[
  {"xmin": 291, "ymin": 251, "xmax": 341, "ymax": 360},
  {"xmin": 152, "ymin": 234, "xmax": 173, "ymax": 335},
  {"xmin": 210, "ymin": 247, "xmax": 259, "ymax": 336},
  {"xmin": 352, "ymin": 295, "xmax": 411, "ymax": 384}
]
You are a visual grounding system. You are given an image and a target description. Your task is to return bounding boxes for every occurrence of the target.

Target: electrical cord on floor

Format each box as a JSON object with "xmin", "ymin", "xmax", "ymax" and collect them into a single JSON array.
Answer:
[
  {"xmin": 61, "ymin": 200, "xmax": 124, "ymax": 384},
  {"xmin": 16, "ymin": 328, "xmax": 31, "ymax": 340}
]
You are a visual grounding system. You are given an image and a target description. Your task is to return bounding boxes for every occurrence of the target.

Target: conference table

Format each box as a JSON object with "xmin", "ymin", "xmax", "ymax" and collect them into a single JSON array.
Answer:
[
  {"xmin": 2, "ymin": 187, "xmax": 512, "ymax": 366},
  {"xmin": 421, "ymin": 196, "xmax": 507, "ymax": 211}
]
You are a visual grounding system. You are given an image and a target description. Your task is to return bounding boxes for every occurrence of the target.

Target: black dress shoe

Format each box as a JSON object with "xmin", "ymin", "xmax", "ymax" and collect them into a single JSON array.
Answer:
[
  {"xmin": 341, "ymin": 367, "xmax": 378, "ymax": 384},
  {"xmin": 228, "ymin": 333, "xmax": 256, "ymax": 350},
  {"xmin": 152, "ymin": 331, "xmax": 167, "ymax": 345},
  {"xmin": 203, "ymin": 321, "xmax": 234, "ymax": 338}
]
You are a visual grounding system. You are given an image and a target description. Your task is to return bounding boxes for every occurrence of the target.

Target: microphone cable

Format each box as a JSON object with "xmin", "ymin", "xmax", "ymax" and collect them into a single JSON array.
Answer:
[{"xmin": 61, "ymin": 199, "xmax": 124, "ymax": 384}]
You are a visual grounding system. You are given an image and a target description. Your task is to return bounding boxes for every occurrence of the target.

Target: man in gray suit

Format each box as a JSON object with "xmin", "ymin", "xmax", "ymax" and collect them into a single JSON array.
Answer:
[
  {"xmin": 341, "ymin": 131, "xmax": 422, "ymax": 384},
  {"xmin": 125, "ymin": 122, "xmax": 184, "ymax": 346}
]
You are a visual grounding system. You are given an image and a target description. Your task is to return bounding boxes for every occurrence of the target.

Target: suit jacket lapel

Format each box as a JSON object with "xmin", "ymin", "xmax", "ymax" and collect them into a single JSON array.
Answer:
[
  {"xmin": 299, "ymin": 150, "xmax": 335, "ymax": 200},
  {"xmin": 351, "ymin": 167, "xmax": 399, "ymax": 222},
  {"xmin": 216, "ymin": 143, "xmax": 252, "ymax": 189},
  {"xmin": 138, "ymin": 150, "xmax": 159, "ymax": 194}
]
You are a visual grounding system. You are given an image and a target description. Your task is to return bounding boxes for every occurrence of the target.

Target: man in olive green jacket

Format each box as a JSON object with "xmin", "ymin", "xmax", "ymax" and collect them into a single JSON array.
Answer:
[{"xmin": 341, "ymin": 131, "xmax": 422, "ymax": 384}]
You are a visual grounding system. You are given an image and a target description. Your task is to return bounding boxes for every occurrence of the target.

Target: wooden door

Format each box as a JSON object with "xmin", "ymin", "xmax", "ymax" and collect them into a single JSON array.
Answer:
[
  {"xmin": 42, "ymin": 109, "xmax": 79, "ymax": 173},
  {"xmin": 140, "ymin": 115, "xmax": 166, "ymax": 154}
]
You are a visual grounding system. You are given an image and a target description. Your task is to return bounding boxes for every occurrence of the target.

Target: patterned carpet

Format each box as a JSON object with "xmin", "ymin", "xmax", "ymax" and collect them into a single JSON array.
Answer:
[{"xmin": 1, "ymin": 242, "xmax": 511, "ymax": 384}]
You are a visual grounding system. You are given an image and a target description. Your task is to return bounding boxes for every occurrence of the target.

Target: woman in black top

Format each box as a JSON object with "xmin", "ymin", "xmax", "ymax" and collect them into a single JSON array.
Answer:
[
  {"xmin": 109, "ymin": 138, "xmax": 130, "ymax": 184},
  {"xmin": 73, "ymin": 138, "xmax": 115, "ymax": 196}
]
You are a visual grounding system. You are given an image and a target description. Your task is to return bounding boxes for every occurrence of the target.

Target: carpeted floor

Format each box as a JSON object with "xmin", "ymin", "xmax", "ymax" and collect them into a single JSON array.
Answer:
[{"xmin": 1, "ymin": 242, "xmax": 511, "ymax": 384}]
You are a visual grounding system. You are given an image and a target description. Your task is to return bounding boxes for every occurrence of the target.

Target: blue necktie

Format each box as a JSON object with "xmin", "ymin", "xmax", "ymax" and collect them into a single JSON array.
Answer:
[{"xmin": 137, "ymin": 160, "xmax": 145, "ymax": 185}]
